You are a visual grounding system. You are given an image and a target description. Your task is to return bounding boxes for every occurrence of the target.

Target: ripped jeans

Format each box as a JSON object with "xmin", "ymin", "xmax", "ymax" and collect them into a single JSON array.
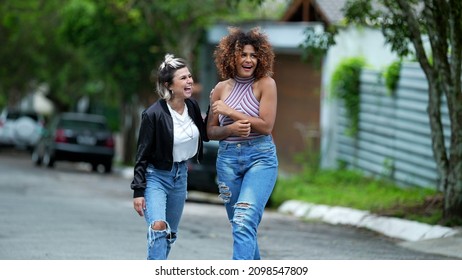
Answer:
[
  {"xmin": 216, "ymin": 135, "xmax": 278, "ymax": 260},
  {"xmin": 143, "ymin": 162, "xmax": 187, "ymax": 260}
]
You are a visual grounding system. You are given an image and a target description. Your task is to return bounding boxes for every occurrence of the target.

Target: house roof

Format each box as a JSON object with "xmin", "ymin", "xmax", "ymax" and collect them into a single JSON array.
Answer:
[
  {"xmin": 207, "ymin": 21, "xmax": 323, "ymax": 53},
  {"xmin": 315, "ymin": 0, "xmax": 347, "ymax": 23},
  {"xmin": 282, "ymin": 0, "xmax": 347, "ymax": 25}
]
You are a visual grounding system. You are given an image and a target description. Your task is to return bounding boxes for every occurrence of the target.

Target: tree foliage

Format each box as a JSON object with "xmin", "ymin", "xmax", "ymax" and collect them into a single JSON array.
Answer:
[
  {"xmin": 1, "ymin": 0, "xmax": 281, "ymax": 164},
  {"xmin": 59, "ymin": 0, "xmax": 156, "ymax": 104},
  {"xmin": 0, "ymin": 0, "xmax": 66, "ymax": 107},
  {"xmin": 135, "ymin": 0, "xmax": 267, "ymax": 75}
]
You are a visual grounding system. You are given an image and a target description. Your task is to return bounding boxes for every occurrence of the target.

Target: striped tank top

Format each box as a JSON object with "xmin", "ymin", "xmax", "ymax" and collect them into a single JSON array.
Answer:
[{"xmin": 219, "ymin": 75, "xmax": 262, "ymax": 142}]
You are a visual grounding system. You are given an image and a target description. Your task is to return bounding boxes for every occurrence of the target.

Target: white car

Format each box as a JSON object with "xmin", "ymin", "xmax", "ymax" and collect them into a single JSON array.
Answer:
[{"xmin": 0, "ymin": 108, "xmax": 45, "ymax": 149}]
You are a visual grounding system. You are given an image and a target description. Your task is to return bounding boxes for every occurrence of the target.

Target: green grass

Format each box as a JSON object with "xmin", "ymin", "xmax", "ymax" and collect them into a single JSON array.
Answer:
[{"xmin": 271, "ymin": 168, "xmax": 447, "ymax": 225}]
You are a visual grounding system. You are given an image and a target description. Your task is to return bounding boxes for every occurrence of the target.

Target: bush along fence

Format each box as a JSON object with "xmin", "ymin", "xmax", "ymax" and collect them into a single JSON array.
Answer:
[{"xmin": 336, "ymin": 62, "xmax": 450, "ymax": 189}]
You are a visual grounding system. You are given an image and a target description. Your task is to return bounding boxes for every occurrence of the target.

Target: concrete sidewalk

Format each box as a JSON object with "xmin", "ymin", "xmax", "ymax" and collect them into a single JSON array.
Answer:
[{"xmin": 278, "ymin": 200, "xmax": 462, "ymax": 259}]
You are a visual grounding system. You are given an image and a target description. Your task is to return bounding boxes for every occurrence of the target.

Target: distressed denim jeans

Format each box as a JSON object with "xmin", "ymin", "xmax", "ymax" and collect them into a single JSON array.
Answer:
[
  {"xmin": 216, "ymin": 135, "xmax": 278, "ymax": 260},
  {"xmin": 143, "ymin": 162, "xmax": 188, "ymax": 260}
]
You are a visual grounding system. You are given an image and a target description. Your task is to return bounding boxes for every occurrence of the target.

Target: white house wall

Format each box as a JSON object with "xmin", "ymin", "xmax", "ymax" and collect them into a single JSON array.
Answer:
[{"xmin": 321, "ymin": 26, "xmax": 399, "ymax": 168}]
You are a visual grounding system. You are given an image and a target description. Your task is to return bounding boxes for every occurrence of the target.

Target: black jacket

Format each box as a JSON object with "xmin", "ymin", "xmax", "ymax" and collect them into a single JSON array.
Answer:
[{"xmin": 130, "ymin": 98, "xmax": 207, "ymax": 198}]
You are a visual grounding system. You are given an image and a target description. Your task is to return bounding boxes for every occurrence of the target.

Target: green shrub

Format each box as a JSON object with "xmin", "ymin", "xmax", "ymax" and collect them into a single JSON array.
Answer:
[
  {"xmin": 383, "ymin": 60, "xmax": 401, "ymax": 95},
  {"xmin": 330, "ymin": 57, "xmax": 366, "ymax": 136}
]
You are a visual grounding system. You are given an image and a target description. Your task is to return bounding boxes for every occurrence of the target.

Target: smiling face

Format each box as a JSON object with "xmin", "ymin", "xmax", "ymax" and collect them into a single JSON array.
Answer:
[
  {"xmin": 169, "ymin": 67, "xmax": 194, "ymax": 99},
  {"xmin": 235, "ymin": 44, "xmax": 257, "ymax": 78}
]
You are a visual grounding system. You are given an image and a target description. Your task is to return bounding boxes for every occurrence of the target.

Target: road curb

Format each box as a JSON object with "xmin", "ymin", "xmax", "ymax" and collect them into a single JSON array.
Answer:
[{"xmin": 278, "ymin": 200, "xmax": 460, "ymax": 242}]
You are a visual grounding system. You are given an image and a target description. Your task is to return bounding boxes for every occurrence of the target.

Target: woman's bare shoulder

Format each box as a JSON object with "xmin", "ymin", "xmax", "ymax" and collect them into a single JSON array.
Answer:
[
  {"xmin": 257, "ymin": 76, "xmax": 276, "ymax": 86},
  {"xmin": 254, "ymin": 76, "xmax": 276, "ymax": 93},
  {"xmin": 211, "ymin": 79, "xmax": 232, "ymax": 99},
  {"xmin": 214, "ymin": 79, "xmax": 233, "ymax": 90}
]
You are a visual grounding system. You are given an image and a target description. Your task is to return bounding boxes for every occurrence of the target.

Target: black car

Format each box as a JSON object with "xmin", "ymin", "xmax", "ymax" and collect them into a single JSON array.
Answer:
[
  {"xmin": 187, "ymin": 140, "xmax": 219, "ymax": 193},
  {"xmin": 32, "ymin": 112, "xmax": 115, "ymax": 173}
]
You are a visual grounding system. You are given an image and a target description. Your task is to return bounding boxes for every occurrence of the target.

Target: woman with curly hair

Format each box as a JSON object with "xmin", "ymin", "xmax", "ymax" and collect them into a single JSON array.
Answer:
[{"xmin": 206, "ymin": 26, "xmax": 279, "ymax": 260}]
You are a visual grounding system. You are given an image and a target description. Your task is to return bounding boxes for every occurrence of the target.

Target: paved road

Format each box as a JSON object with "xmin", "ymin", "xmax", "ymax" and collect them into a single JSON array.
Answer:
[{"xmin": 0, "ymin": 148, "xmax": 454, "ymax": 260}]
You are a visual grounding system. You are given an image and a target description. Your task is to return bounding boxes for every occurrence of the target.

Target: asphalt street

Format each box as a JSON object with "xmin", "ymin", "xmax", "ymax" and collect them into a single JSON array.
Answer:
[{"xmin": 0, "ymin": 147, "xmax": 459, "ymax": 260}]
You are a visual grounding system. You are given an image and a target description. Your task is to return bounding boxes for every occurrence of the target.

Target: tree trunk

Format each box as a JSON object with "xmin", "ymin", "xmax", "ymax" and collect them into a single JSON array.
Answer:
[
  {"xmin": 121, "ymin": 102, "xmax": 139, "ymax": 166},
  {"xmin": 425, "ymin": 78, "xmax": 449, "ymax": 189},
  {"xmin": 408, "ymin": 0, "xmax": 462, "ymax": 222},
  {"xmin": 444, "ymin": 79, "xmax": 462, "ymax": 220},
  {"xmin": 445, "ymin": 163, "xmax": 462, "ymax": 219},
  {"xmin": 426, "ymin": 71, "xmax": 462, "ymax": 222}
]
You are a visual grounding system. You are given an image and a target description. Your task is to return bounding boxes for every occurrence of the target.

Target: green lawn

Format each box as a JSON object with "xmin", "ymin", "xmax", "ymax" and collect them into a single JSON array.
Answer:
[{"xmin": 270, "ymin": 169, "xmax": 451, "ymax": 226}]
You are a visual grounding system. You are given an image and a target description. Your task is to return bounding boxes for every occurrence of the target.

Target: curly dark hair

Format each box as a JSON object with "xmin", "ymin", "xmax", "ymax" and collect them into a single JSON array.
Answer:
[{"xmin": 214, "ymin": 26, "xmax": 275, "ymax": 80}]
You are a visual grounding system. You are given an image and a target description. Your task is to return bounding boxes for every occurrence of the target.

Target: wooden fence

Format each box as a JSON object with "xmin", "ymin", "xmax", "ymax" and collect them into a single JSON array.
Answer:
[{"xmin": 336, "ymin": 62, "xmax": 451, "ymax": 189}]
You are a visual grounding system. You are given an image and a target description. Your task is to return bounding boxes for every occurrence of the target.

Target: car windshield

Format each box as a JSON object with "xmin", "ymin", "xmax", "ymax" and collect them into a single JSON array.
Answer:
[
  {"xmin": 59, "ymin": 119, "xmax": 107, "ymax": 131},
  {"xmin": 6, "ymin": 112, "xmax": 39, "ymax": 121}
]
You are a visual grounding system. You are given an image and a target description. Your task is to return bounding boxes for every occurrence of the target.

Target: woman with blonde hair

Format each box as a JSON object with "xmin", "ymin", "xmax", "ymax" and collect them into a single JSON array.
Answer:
[{"xmin": 131, "ymin": 54, "xmax": 207, "ymax": 259}]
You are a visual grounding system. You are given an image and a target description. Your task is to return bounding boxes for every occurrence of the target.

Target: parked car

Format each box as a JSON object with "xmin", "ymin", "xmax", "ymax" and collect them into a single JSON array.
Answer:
[
  {"xmin": 187, "ymin": 140, "xmax": 219, "ymax": 193},
  {"xmin": 32, "ymin": 112, "xmax": 115, "ymax": 173},
  {"xmin": 0, "ymin": 108, "xmax": 45, "ymax": 149}
]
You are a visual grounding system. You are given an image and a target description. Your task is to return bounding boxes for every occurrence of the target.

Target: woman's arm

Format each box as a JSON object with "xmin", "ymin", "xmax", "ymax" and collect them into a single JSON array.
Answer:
[
  {"xmin": 211, "ymin": 76, "xmax": 277, "ymax": 135},
  {"xmin": 206, "ymin": 81, "xmax": 251, "ymax": 140}
]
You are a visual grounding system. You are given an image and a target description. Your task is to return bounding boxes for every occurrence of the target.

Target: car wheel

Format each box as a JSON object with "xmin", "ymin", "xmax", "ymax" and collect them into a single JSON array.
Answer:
[
  {"xmin": 31, "ymin": 149, "xmax": 42, "ymax": 166},
  {"xmin": 103, "ymin": 162, "xmax": 112, "ymax": 174},
  {"xmin": 42, "ymin": 150, "xmax": 55, "ymax": 168},
  {"xmin": 91, "ymin": 163, "xmax": 99, "ymax": 172}
]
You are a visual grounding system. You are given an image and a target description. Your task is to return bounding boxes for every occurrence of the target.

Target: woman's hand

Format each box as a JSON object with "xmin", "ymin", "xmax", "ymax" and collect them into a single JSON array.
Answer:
[
  {"xmin": 211, "ymin": 100, "xmax": 232, "ymax": 117},
  {"xmin": 231, "ymin": 119, "xmax": 251, "ymax": 137},
  {"xmin": 133, "ymin": 197, "xmax": 146, "ymax": 217}
]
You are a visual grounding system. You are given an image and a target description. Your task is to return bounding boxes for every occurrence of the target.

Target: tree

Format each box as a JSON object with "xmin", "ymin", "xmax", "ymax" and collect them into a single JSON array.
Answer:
[
  {"xmin": 1, "ymin": 0, "xmax": 274, "ymax": 164},
  {"xmin": 59, "ymin": 0, "xmax": 267, "ymax": 164},
  {"xmin": 59, "ymin": 0, "xmax": 161, "ymax": 164},
  {"xmin": 0, "ymin": 0, "xmax": 70, "ymax": 109},
  {"xmin": 338, "ymin": 0, "xmax": 462, "ymax": 221},
  {"xmin": 135, "ymin": 0, "xmax": 267, "ymax": 76}
]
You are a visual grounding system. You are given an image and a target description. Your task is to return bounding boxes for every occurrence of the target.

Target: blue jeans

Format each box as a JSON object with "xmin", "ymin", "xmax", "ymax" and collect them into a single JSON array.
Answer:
[
  {"xmin": 143, "ymin": 162, "xmax": 187, "ymax": 260},
  {"xmin": 216, "ymin": 135, "xmax": 278, "ymax": 260}
]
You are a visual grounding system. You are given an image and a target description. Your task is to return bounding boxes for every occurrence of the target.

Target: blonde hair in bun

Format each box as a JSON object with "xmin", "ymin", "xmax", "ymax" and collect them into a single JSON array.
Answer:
[{"xmin": 156, "ymin": 54, "xmax": 188, "ymax": 100}]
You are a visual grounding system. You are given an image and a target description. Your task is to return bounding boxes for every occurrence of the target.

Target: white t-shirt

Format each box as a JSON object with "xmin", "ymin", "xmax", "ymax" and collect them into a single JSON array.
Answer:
[{"xmin": 167, "ymin": 103, "xmax": 199, "ymax": 162}]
